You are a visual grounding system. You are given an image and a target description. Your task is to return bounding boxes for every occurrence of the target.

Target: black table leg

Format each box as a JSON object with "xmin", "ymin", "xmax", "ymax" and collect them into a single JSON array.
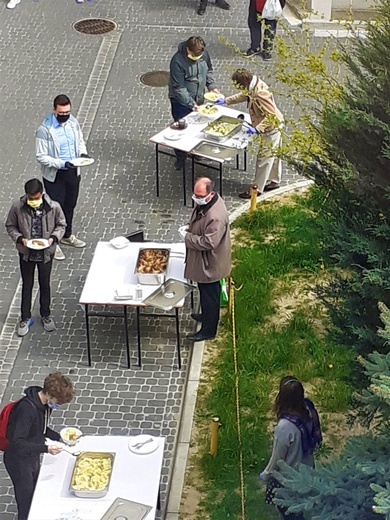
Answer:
[
  {"xmin": 244, "ymin": 148, "xmax": 247, "ymax": 171},
  {"xmin": 155, "ymin": 144, "xmax": 160, "ymax": 197},
  {"xmin": 175, "ymin": 307, "xmax": 181, "ymax": 369},
  {"xmin": 182, "ymin": 159, "xmax": 187, "ymax": 206},
  {"xmin": 136, "ymin": 306, "xmax": 142, "ymax": 368},
  {"xmin": 157, "ymin": 488, "xmax": 161, "ymax": 510},
  {"xmin": 191, "ymin": 156, "xmax": 195, "ymax": 208},
  {"xmin": 236, "ymin": 153, "xmax": 239, "ymax": 170},
  {"xmin": 124, "ymin": 306, "xmax": 130, "ymax": 369},
  {"xmin": 219, "ymin": 163, "xmax": 223, "ymax": 198},
  {"xmin": 85, "ymin": 304, "xmax": 92, "ymax": 366}
]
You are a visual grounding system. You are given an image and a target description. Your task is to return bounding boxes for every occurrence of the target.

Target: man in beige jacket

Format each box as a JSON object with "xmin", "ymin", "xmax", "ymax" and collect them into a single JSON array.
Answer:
[
  {"xmin": 218, "ymin": 69, "xmax": 284, "ymax": 199},
  {"xmin": 182, "ymin": 177, "xmax": 231, "ymax": 342}
]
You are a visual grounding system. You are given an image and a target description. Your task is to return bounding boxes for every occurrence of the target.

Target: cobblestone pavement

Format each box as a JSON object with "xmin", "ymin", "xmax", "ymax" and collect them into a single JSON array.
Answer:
[{"xmin": 0, "ymin": 0, "xmax": 327, "ymax": 517}]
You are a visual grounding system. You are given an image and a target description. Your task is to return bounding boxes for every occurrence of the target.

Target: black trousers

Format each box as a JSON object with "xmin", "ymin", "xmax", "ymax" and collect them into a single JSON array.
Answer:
[
  {"xmin": 43, "ymin": 167, "xmax": 80, "ymax": 238},
  {"xmin": 20, "ymin": 256, "xmax": 53, "ymax": 321},
  {"xmin": 4, "ymin": 452, "xmax": 40, "ymax": 520},
  {"xmin": 198, "ymin": 280, "xmax": 221, "ymax": 337},
  {"xmin": 248, "ymin": 0, "xmax": 277, "ymax": 53},
  {"xmin": 170, "ymin": 98, "xmax": 192, "ymax": 162}
]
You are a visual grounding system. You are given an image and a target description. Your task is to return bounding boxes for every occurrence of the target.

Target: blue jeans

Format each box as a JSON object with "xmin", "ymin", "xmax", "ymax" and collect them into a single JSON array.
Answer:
[{"xmin": 170, "ymin": 98, "xmax": 192, "ymax": 161}]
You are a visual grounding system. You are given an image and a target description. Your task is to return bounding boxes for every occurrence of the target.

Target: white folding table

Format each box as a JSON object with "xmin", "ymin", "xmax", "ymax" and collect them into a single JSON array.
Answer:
[
  {"xmin": 28, "ymin": 435, "xmax": 165, "ymax": 520},
  {"xmin": 79, "ymin": 241, "xmax": 188, "ymax": 368},
  {"xmin": 149, "ymin": 105, "xmax": 252, "ymax": 205}
]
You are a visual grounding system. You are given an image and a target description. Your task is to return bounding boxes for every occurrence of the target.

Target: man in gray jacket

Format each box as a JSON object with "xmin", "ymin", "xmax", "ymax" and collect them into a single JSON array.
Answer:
[
  {"xmin": 5, "ymin": 179, "xmax": 66, "ymax": 336},
  {"xmin": 169, "ymin": 37, "xmax": 221, "ymax": 170},
  {"xmin": 36, "ymin": 94, "xmax": 89, "ymax": 261},
  {"xmin": 183, "ymin": 177, "xmax": 231, "ymax": 342}
]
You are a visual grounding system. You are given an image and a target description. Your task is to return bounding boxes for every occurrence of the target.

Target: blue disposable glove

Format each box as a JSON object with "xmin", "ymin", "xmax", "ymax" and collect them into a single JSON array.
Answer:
[
  {"xmin": 64, "ymin": 161, "xmax": 75, "ymax": 169},
  {"xmin": 246, "ymin": 127, "xmax": 257, "ymax": 135},
  {"xmin": 259, "ymin": 472, "xmax": 265, "ymax": 481},
  {"xmin": 215, "ymin": 98, "xmax": 226, "ymax": 105}
]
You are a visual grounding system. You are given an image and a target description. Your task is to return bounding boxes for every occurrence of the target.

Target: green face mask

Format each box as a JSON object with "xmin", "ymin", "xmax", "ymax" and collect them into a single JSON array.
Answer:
[{"xmin": 27, "ymin": 198, "xmax": 43, "ymax": 209}]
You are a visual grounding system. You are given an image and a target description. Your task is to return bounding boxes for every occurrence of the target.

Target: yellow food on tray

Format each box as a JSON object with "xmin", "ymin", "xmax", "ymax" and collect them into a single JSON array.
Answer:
[
  {"xmin": 136, "ymin": 249, "xmax": 168, "ymax": 274},
  {"xmin": 204, "ymin": 92, "xmax": 224, "ymax": 102},
  {"xmin": 62, "ymin": 428, "xmax": 79, "ymax": 441},
  {"xmin": 205, "ymin": 121, "xmax": 238, "ymax": 137},
  {"xmin": 31, "ymin": 240, "xmax": 45, "ymax": 247},
  {"xmin": 72, "ymin": 457, "xmax": 112, "ymax": 491},
  {"xmin": 198, "ymin": 104, "xmax": 218, "ymax": 115}
]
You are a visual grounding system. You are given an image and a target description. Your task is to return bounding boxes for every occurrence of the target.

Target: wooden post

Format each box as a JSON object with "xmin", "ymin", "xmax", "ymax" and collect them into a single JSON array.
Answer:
[
  {"xmin": 250, "ymin": 184, "xmax": 258, "ymax": 213},
  {"xmin": 209, "ymin": 417, "xmax": 220, "ymax": 456}
]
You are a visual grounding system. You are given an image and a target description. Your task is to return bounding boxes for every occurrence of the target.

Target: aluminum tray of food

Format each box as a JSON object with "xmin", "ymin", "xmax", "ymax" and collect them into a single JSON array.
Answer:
[
  {"xmin": 69, "ymin": 451, "xmax": 115, "ymax": 498},
  {"xmin": 203, "ymin": 115, "xmax": 243, "ymax": 142},
  {"xmin": 190, "ymin": 140, "xmax": 242, "ymax": 162},
  {"xmin": 100, "ymin": 497, "xmax": 152, "ymax": 520},
  {"xmin": 135, "ymin": 248, "xmax": 170, "ymax": 285},
  {"xmin": 142, "ymin": 278, "xmax": 195, "ymax": 311}
]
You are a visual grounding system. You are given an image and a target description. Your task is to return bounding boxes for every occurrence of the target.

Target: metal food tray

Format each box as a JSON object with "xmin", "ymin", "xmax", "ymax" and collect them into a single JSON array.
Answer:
[
  {"xmin": 142, "ymin": 278, "xmax": 195, "ymax": 311},
  {"xmin": 191, "ymin": 140, "xmax": 242, "ymax": 162},
  {"xmin": 203, "ymin": 115, "xmax": 243, "ymax": 143},
  {"xmin": 135, "ymin": 248, "xmax": 170, "ymax": 285},
  {"xmin": 69, "ymin": 451, "xmax": 115, "ymax": 498},
  {"xmin": 100, "ymin": 497, "xmax": 152, "ymax": 520}
]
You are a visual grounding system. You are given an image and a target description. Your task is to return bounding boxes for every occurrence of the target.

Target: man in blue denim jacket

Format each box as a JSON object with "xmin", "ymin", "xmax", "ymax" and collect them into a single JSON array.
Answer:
[{"xmin": 36, "ymin": 94, "xmax": 88, "ymax": 261}]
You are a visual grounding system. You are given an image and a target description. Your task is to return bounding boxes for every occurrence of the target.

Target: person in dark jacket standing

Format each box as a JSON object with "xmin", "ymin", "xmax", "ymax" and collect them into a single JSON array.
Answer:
[
  {"xmin": 246, "ymin": 0, "xmax": 286, "ymax": 59},
  {"xmin": 4, "ymin": 372, "xmax": 74, "ymax": 520},
  {"xmin": 5, "ymin": 178, "xmax": 66, "ymax": 336},
  {"xmin": 169, "ymin": 37, "xmax": 221, "ymax": 170},
  {"xmin": 181, "ymin": 177, "xmax": 231, "ymax": 342}
]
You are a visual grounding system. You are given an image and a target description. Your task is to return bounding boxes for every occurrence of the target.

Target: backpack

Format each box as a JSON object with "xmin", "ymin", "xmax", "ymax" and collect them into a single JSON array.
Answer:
[{"xmin": 0, "ymin": 398, "xmax": 35, "ymax": 451}]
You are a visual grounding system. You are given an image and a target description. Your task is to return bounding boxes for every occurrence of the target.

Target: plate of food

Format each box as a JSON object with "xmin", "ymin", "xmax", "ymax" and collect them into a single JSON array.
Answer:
[
  {"xmin": 204, "ymin": 91, "xmax": 225, "ymax": 102},
  {"xmin": 60, "ymin": 427, "xmax": 83, "ymax": 446},
  {"xmin": 163, "ymin": 131, "xmax": 185, "ymax": 141},
  {"xmin": 198, "ymin": 104, "xmax": 219, "ymax": 118},
  {"xmin": 71, "ymin": 157, "xmax": 95, "ymax": 167},
  {"xmin": 26, "ymin": 239, "xmax": 50, "ymax": 250}
]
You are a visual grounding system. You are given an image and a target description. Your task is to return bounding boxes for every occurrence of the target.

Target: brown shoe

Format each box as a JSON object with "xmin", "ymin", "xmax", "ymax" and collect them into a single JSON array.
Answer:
[
  {"xmin": 263, "ymin": 182, "xmax": 280, "ymax": 192},
  {"xmin": 238, "ymin": 190, "xmax": 261, "ymax": 199}
]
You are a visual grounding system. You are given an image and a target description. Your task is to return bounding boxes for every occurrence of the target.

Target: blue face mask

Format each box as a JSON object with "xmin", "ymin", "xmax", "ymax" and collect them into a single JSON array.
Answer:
[{"xmin": 48, "ymin": 402, "xmax": 59, "ymax": 410}]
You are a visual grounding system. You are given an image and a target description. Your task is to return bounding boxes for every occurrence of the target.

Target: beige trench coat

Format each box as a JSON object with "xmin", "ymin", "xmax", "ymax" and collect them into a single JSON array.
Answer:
[{"xmin": 184, "ymin": 195, "xmax": 231, "ymax": 283}]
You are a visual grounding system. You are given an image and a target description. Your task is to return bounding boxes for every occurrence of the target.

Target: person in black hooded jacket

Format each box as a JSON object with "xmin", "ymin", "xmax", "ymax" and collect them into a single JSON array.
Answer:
[{"xmin": 4, "ymin": 372, "xmax": 74, "ymax": 520}]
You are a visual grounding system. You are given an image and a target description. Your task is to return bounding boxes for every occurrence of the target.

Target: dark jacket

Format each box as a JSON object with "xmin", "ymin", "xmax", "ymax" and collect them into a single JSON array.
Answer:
[
  {"xmin": 184, "ymin": 194, "xmax": 231, "ymax": 283},
  {"xmin": 5, "ymin": 194, "xmax": 66, "ymax": 263},
  {"xmin": 6, "ymin": 386, "xmax": 60, "ymax": 460},
  {"xmin": 168, "ymin": 42, "xmax": 216, "ymax": 109}
]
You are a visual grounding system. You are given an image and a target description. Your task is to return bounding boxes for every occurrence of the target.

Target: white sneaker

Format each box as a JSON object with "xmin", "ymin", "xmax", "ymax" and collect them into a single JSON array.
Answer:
[
  {"xmin": 7, "ymin": 0, "xmax": 21, "ymax": 9},
  {"xmin": 61, "ymin": 235, "xmax": 86, "ymax": 248},
  {"xmin": 54, "ymin": 244, "xmax": 66, "ymax": 261}
]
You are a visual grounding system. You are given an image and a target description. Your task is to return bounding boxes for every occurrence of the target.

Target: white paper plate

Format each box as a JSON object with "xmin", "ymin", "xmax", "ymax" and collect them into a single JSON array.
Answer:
[
  {"xmin": 26, "ymin": 238, "xmax": 50, "ymax": 250},
  {"xmin": 164, "ymin": 131, "xmax": 184, "ymax": 141},
  {"xmin": 128, "ymin": 435, "xmax": 159, "ymax": 455},
  {"xmin": 204, "ymin": 91, "xmax": 225, "ymax": 102},
  {"xmin": 110, "ymin": 236, "xmax": 130, "ymax": 249},
  {"xmin": 71, "ymin": 157, "xmax": 95, "ymax": 167}
]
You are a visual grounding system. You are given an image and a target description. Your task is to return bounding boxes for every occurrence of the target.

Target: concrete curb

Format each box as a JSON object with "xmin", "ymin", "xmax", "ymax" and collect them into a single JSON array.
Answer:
[{"xmin": 165, "ymin": 178, "xmax": 314, "ymax": 519}]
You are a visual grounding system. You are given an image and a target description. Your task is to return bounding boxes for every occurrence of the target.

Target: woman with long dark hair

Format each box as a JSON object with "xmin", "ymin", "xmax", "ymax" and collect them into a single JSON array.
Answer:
[{"xmin": 260, "ymin": 376, "xmax": 322, "ymax": 519}]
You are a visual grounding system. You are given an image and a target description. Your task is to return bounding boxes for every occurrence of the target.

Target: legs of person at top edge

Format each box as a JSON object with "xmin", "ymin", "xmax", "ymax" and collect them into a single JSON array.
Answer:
[
  {"xmin": 198, "ymin": 0, "xmax": 230, "ymax": 15},
  {"xmin": 170, "ymin": 99, "xmax": 192, "ymax": 166},
  {"xmin": 43, "ymin": 169, "xmax": 80, "ymax": 239},
  {"xmin": 198, "ymin": 281, "xmax": 221, "ymax": 338},
  {"xmin": 37, "ymin": 258, "xmax": 53, "ymax": 318},
  {"xmin": 247, "ymin": 0, "xmax": 277, "ymax": 56},
  {"xmin": 254, "ymin": 131, "xmax": 282, "ymax": 193},
  {"xmin": 3, "ymin": 453, "xmax": 40, "ymax": 520},
  {"xmin": 263, "ymin": 19, "xmax": 277, "ymax": 58}
]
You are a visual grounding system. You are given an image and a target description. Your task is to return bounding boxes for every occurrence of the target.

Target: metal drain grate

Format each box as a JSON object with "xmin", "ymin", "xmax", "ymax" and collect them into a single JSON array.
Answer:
[
  {"xmin": 73, "ymin": 18, "xmax": 117, "ymax": 35},
  {"xmin": 140, "ymin": 71, "xmax": 170, "ymax": 87}
]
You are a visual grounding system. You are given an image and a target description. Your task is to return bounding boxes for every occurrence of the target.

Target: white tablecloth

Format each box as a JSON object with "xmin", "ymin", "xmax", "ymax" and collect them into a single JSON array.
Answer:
[
  {"xmin": 149, "ymin": 105, "xmax": 252, "ymax": 156},
  {"xmin": 79, "ymin": 242, "xmax": 186, "ymax": 306},
  {"xmin": 28, "ymin": 435, "xmax": 165, "ymax": 520}
]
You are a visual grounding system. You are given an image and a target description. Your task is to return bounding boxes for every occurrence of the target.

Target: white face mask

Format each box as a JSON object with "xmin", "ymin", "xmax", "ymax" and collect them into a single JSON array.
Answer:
[{"xmin": 192, "ymin": 194, "xmax": 209, "ymax": 205}]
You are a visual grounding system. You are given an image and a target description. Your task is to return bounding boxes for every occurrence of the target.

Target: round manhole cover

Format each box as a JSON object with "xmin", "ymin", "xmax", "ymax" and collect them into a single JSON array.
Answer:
[
  {"xmin": 73, "ymin": 18, "xmax": 117, "ymax": 35},
  {"xmin": 140, "ymin": 71, "xmax": 170, "ymax": 87}
]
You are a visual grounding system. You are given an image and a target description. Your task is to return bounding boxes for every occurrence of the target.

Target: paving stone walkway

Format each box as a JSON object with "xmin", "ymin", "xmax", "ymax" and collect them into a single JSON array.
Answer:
[{"xmin": 0, "ymin": 0, "xmax": 333, "ymax": 517}]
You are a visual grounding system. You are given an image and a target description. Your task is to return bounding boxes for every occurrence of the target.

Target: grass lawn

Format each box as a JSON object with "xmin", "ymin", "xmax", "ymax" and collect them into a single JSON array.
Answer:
[{"xmin": 183, "ymin": 188, "xmax": 356, "ymax": 520}]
